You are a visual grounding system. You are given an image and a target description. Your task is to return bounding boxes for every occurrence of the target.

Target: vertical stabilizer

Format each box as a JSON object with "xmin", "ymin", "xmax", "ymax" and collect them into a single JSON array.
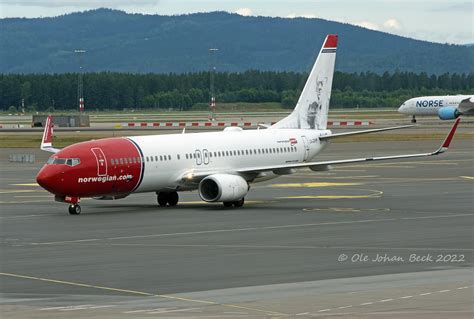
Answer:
[
  {"xmin": 40, "ymin": 115, "xmax": 60, "ymax": 153},
  {"xmin": 271, "ymin": 34, "xmax": 338, "ymax": 130}
]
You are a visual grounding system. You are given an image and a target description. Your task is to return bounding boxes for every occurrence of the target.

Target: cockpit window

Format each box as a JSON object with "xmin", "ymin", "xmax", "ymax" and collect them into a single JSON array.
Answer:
[{"xmin": 47, "ymin": 157, "xmax": 80, "ymax": 166}]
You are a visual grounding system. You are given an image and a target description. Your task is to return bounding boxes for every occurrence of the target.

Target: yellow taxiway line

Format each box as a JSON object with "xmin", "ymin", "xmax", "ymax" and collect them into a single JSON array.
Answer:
[{"xmin": 0, "ymin": 272, "xmax": 286, "ymax": 316}]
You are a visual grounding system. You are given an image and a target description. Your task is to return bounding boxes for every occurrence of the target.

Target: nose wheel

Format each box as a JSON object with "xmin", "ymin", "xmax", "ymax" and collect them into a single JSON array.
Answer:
[
  {"xmin": 68, "ymin": 204, "xmax": 81, "ymax": 215},
  {"xmin": 157, "ymin": 191, "xmax": 179, "ymax": 207},
  {"xmin": 411, "ymin": 115, "xmax": 417, "ymax": 123}
]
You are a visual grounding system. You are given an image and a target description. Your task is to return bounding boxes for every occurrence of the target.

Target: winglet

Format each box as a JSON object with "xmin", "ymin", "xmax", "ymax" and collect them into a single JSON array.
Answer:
[
  {"xmin": 41, "ymin": 115, "xmax": 60, "ymax": 153},
  {"xmin": 434, "ymin": 118, "xmax": 461, "ymax": 154}
]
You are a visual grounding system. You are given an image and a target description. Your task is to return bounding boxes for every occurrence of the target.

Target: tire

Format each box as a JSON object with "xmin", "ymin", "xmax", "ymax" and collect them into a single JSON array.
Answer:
[
  {"xmin": 168, "ymin": 192, "xmax": 179, "ymax": 206},
  {"xmin": 234, "ymin": 198, "xmax": 245, "ymax": 208},
  {"xmin": 157, "ymin": 192, "xmax": 168, "ymax": 207},
  {"xmin": 223, "ymin": 202, "xmax": 233, "ymax": 208},
  {"xmin": 69, "ymin": 204, "xmax": 81, "ymax": 215}
]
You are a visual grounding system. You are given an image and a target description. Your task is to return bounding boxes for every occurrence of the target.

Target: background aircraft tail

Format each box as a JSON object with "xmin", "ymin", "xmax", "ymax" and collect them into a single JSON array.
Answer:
[{"xmin": 271, "ymin": 34, "xmax": 337, "ymax": 130}]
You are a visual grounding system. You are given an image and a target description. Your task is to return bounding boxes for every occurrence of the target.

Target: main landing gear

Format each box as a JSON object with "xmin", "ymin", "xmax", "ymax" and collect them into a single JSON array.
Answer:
[
  {"xmin": 157, "ymin": 191, "xmax": 179, "ymax": 207},
  {"xmin": 411, "ymin": 115, "xmax": 417, "ymax": 123},
  {"xmin": 223, "ymin": 198, "xmax": 245, "ymax": 208},
  {"xmin": 68, "ymin": 204, "xmax": 81, "ymax": 215}
]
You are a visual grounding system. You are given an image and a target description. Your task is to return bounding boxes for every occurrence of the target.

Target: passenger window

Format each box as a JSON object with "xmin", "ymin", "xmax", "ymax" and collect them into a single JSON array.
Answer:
[
  {"xmin": 177, "ymin": 154, "xmax": 180, "ymax": 160},
  {"xmin": 160, "ymin": 155, "xmax": 163, "ymax": 161},
  {"xmin": 120, "ymin": 158, "xmax": 124, "ymax": 164},
  {"xmin": 124, "ymin": 158, "xmax": 129, "ymax": 164},
  {"xmin": 110, "ymin": 159, "xmax": 114, "ymax": 165},
  {"xmin": 168, "ymin": 155, "xmax": 171, "ymax": 160}
]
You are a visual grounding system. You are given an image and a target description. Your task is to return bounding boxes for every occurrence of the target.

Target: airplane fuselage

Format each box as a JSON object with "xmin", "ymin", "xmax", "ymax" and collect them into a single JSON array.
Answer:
[
  {"xmin": 37, "ymin": 128, "xmax": 330, "ymax": 200},
  {"xmin": 398, "ymin": 95, "xmax": 473, "ymax": 116}
]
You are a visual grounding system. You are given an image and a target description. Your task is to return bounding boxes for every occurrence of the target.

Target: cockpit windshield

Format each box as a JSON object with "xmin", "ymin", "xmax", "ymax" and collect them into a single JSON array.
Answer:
[{"xmin": 47, "ymin": 157, "xmax": 80, "ymax": 167}]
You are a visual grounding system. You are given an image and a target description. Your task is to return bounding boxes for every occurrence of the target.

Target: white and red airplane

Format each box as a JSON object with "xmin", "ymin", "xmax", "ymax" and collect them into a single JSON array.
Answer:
[{"xmin": 36, "ymin": 35, "xmax": 461, "ymax": 215}]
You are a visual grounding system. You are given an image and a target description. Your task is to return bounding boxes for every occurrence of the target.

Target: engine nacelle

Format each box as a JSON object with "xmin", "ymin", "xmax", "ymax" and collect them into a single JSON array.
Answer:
[
  {"xmin": 438, "ymin": 107, "xmax": 461, "ymax": 120},
  {"xmin": 199, "ymin": 174, "xmax": 248, "ymax": 202}
]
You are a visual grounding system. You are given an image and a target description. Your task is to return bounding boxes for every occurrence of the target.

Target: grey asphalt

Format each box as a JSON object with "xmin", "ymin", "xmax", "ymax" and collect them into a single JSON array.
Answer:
[{"xmin": 0, "ymin": 138, "xmax": 473, "ymax": 318}]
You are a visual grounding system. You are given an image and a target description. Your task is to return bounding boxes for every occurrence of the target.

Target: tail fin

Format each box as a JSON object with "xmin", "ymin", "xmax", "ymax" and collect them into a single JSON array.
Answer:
[
  {"xmin": 271, "ymin": 34, "xmax": 338, "ymax": 130},
  {"xmin": 41, "ymin": 115, "xmax": 60, "ymax": 153}
]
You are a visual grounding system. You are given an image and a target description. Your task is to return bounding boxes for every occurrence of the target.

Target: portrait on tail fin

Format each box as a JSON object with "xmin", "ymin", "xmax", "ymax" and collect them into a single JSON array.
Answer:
[{"xmin": 306, "ymin": 77, "xmax": 326, "ymax": 129}]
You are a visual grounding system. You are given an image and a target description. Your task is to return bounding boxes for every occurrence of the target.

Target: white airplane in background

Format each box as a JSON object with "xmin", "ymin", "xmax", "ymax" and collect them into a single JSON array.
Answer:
[
  {"xmin": 398, "ymin": 95, "xmax": 473, "ymax": 123},
  {"xmin": 36, "ymin": 34, "xmax": 461, "ymax": 215}
]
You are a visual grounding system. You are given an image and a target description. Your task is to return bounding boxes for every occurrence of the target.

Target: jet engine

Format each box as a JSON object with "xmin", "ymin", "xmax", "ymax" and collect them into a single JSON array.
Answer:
[
  {"xmin": 438, "ymin": 107, "xmax": 461, "ymax": 120},
  {"xmin": 199, "ymin": 174, "xmax": 248, "ymax": 202}
]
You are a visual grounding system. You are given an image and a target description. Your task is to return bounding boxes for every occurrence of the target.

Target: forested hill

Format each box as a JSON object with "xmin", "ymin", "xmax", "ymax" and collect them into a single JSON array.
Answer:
[{"xmin": 1, "ymin": 9, "xmax": 472, "ymax": 74}]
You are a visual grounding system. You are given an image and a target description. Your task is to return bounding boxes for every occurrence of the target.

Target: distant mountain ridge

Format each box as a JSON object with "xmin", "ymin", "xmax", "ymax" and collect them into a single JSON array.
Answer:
[{"xmin": 0, "ymin": 9, "xmax": 472, "ymax": 74}]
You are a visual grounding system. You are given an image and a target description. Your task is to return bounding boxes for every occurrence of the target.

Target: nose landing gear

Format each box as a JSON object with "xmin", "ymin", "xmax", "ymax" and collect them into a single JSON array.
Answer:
[
  {"xmin": 68, "ymin": 204, "xmax": 81, "ymax": 215},
  {"xmin": 157, "ymin": 191, "xmax": 179, "ymax": 207},
  {"xmin": 57, "ymin": 196, "xmax": 81, "ymax": 215},
  {"xmin": 411, "ymin": 115, "xmax": 417, "ymax": 123}
]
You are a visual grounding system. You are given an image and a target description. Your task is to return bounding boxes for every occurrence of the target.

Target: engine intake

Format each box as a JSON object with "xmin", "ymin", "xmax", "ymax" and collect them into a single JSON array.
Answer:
[{"xmin": 199, "ymin": 174, "xmax": 248, "ymax": 202}]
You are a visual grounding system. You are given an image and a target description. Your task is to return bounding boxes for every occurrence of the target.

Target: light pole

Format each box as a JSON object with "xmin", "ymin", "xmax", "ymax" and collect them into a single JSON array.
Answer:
[
  {"xmin": 208, "ymin": 48, "xmax": 218, "ymax": 120},
  {"xmin": 75, "ymin": 49, "xmax": 86, "ymax": 113}
]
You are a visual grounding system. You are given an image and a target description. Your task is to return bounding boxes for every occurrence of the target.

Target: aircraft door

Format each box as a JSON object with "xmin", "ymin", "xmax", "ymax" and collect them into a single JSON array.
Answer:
[
  {"xmin": 195, "ymin": 150, "xmax": 202, "ymax": 165},
  {"xmin": 203, "ymin": 149, "xmax": 210, "ymax": 165},
  {"xmin": 301, "ymin": 136, "xmax": 310, "ymax": 162},
  {"xmin": 91, "ymin": 147, "xmax": 108, "ymax": 176}
]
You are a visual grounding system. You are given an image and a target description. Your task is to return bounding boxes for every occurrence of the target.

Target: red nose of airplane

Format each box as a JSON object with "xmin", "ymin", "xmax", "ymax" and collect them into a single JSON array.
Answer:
[{"xmin": 36, "ymin": 166, "xmax": 60, "ymax": 195}]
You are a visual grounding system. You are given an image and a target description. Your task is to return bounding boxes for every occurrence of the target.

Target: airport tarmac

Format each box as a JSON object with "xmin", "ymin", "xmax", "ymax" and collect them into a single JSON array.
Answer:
[{"xmin": 0, "ymin": 138, "xmax": 473, "ymax": 318}]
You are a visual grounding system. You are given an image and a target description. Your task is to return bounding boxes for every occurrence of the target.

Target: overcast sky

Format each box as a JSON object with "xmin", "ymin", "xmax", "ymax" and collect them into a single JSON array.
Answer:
[{"xmin": 1, "ymin": 0, "xmax": 472, "ymax": 44}]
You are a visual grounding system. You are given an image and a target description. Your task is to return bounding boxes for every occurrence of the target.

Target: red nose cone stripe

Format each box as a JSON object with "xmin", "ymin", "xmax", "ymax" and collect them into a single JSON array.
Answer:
[{"xmin": 125, "ymin": 138, "xmax": 145, "ymax": 193}]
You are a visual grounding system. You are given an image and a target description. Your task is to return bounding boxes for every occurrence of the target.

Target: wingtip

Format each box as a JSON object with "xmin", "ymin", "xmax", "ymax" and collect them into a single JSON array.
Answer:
[
  {"xmin": 435, "ymin": 118, "xmax": 461, "ymax": 154},
  {"xmin": 442, "ymin": 117, "xmax": 461, "ymax": 149}
]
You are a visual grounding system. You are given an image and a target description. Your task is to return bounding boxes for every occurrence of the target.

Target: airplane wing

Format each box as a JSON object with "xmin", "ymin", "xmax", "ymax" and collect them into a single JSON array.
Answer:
[
  {"xmin": 40, "ymin": 115, "xmax": 60, "ymax": 153},
  {"xmin": 181, "ymin": 118, "xmax": 460, "ymax": 182},
  {"xmin": 458, "ymin": 97, "xmax": 474, "ymax": 114},
  {"xmin": 319, "ymin": 124, "xmax": 414, "ymax": 140}
]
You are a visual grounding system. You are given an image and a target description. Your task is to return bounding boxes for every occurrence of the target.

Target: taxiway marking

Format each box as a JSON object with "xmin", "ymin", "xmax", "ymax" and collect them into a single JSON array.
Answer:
[
  {"xmin": 28, "ymin": 213, "xmax": 474, "ymax": 246},
  {"xmin": 280, "ymin": 189, "xmax": 383, "ymax": 200},
  {"xmin": 0, "ymin": 272, "xmax": 286, "ymax": 316},
  {"xmin": 270, "ymin": 182, "xmax": 360, "ymax": 188},
  {"xmin": 307, "ymin": 285, "xmax": 473, "ymax": 315}
]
